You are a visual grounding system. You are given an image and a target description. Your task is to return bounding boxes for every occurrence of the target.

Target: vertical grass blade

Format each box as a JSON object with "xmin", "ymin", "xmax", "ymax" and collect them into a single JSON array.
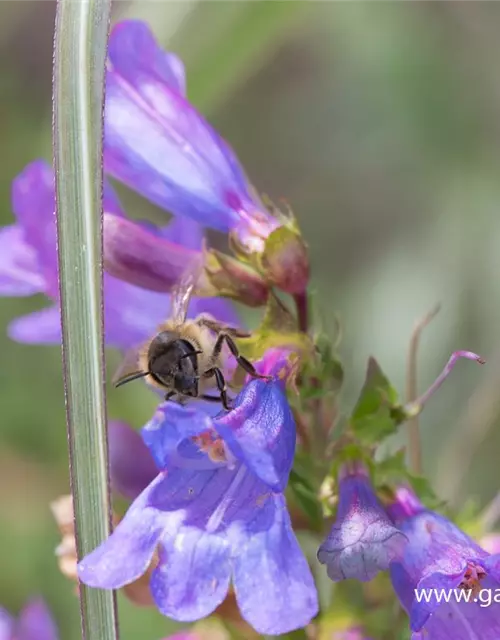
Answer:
[{"xmin": 53, "ymin": 0, "xmax": 118, "ymax": 638}]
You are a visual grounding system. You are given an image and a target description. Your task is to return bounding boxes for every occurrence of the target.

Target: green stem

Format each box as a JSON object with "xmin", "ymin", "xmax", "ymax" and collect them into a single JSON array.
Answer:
[{"xmin": 53, "ymin": 0, "xmax": 118, "ymax": 638}]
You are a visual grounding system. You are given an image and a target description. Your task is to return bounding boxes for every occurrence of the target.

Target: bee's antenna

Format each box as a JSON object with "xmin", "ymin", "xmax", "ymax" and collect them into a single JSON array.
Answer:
[
  {"xmin": 180, "ymin": 350, "xmax": 203, "ymax": 360},
  {"xmin": 115, "ymin": 371, "xmax": 149, "ymax": 388}
]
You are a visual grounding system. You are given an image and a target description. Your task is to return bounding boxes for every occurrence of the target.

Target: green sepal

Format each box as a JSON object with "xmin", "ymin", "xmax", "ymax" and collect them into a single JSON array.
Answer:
[
  {"xmin": 258, "ymin": 224, "xmax": 309, "ymax": 295},
  {"xmin": 350, "ymin": 357, "xmax": 408, "ymax": 445},
  {"xmin": 236, "ymin": 292, "xmax": 313, "ymax": 362},
  {"xmin": 202, "ymin": 247, "xmax": 269, "ymax": 307}
]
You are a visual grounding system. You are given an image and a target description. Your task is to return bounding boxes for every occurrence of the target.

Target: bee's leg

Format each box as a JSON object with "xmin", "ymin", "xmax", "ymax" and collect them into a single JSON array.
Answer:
[
  {"xmin": 164, "ymin": 390, "xmax": 176, "ymax": 402},
  {"xmin": 196, "ymin": 315, "xmax": 251, "ymax": 338},
  {"xmin": 200, "ymin": 394, "xmax": 222, "ymax": 403},
  {"xmin": 212, "ymin": 333, "xmax": 271, "ymax": 380},
  {"xmin": 203, "ymin": 367, "xmax": 232, "ymax": 410}
]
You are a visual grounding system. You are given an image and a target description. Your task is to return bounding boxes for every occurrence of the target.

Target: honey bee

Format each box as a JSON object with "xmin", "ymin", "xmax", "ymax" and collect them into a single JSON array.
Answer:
[{"xmin": 113, "ymin": 263, "xmax": 268, "ymax": 410}]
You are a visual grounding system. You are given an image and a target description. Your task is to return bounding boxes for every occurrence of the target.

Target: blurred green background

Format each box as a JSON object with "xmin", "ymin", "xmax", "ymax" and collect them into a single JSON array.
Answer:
[{"xmin": 1, "ymin": 1, "xmax": 500, "ymax": 637}]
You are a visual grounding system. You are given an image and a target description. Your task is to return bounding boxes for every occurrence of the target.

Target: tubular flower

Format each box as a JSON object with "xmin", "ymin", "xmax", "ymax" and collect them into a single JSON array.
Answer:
[
  {"xmin": 104, "ymin": 20, "xmax": 309, "ymax": 293},
  {"xmin": 0, "ymin": 599, "xmax": 58, "ymax": 640},
  {"xmin": 0, "ymin": 160, "xmax": 237, "ymax": 349},
  {"xmin": 317, "ymin": 461, "xmax": 407, "ymax": 582},
  {"xmin": 78, "ymin": 359, "xmax": 318, "ymax": 635},
  {"xmin": 388, "ymin": 487, "xmax": 500, "ymax": 639}
]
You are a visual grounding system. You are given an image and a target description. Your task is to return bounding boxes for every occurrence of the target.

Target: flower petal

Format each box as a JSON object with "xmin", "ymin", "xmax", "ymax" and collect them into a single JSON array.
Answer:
[
  {"xmin": 11, "ymin": 160, "xmax": 58, "ymax": 295},
  {"xmin": 18, "ymin": 598, "xmax": 58, "ymax": 640},
  {"xmin": 108, "ymin": 421, "xmax": 158, "ymax": 500},
  {"xmin": 318, "ymin": 468, "xmax": 407, "ymax": 582},
  {"xmin": 0, "ymin": 225, "xmax": 45, "ymax": 296},
  {"xmin": 419, "ymin": 595, "xmax": 500, "ymax": 640},
  {"xmin": 103, "ymin": 274, "xmax": 170, "ymax": 349},
  {"xmin": 409, "ymin": 570, "xmax": 464, "ymax": 631},
  {"xmin": 104, "ymin": 21, "xmax": 257, "ymax": 232},
  {"xmin": 103, "ymin": 213, "xmax": 198, "ymax": 293},
  {"xmin": 158, "ymin": 217, "xmax": 203, "ymax": 251},
  {"xmin": 78, "ymin": 474, "xmax": 166, "ymax": 588},
  {"xmin": 214, "ymin": 379, "xmax": 296, "ymax": 491},
  {"xmin": 0, "ymin": 609, "xmax": 14, "ymax": 640},
  {"xmin": 151, "ymin": 527, "xmax": 231, "ymax": 621},
  {"xmin": 108, "ymin": 20, "xmax": 186, "ymax": 96},
  {"xmin": 8, "ymin": 305, "xmax": 61, "ymax": 344},
  {"xmin": 232, "ymin": 493, "xmax": 318, "ymax": 634},
  {"xmin": 141, "ymin": 403, "xmax": 212, "ymax": 470}
]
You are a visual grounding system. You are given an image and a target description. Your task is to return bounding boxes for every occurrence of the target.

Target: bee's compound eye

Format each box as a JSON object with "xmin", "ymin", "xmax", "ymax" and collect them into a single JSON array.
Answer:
[{"xmin": 149, "ymin": 369, "xmax": 172, "ymax": 388}]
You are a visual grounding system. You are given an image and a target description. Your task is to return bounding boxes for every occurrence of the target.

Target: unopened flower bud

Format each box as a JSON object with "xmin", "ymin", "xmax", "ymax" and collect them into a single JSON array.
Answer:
[
  {"xmin": 259, "ymin": 225, "xmax": 309, "ymax": 295},
  {"xmin": 202, "ymin": 248, "xmax": 269, "ymax": 307}
]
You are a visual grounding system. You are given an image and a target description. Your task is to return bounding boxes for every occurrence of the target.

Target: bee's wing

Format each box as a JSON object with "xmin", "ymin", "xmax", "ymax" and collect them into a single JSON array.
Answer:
[
  {"xmin": 112, "ymin": 346, "xmax": 146, "ymax": 387},
  {"xmin": 170, "ymin": 258, "xmax": 203, "ymax": 325}
]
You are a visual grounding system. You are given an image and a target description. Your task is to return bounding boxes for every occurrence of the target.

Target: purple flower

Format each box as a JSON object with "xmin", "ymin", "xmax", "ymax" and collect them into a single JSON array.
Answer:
[
  {"xmin": 79, "ymin": 365, "xmax": 318, "ymax": 635},
  {"xmin": 317, "ymin": 462, "xmax": 407, "ymax": 582},
  {"xmin": 388, "ymin": 487, "xmax": 500, "ymax": 639},
  {"xmin": 105, "ymin": 20, "xmax": 278, "ymax": 254},
  {"xmin": 0, "ymin": 599, "xmax": 58, "ymax": 640},
  {"xmin": 480, "ymin": 534, "xmax": 500, "ymax": 555},
  {"xmin": 0, "ymin": 160, "xmax": 237, "ymax": 349}
]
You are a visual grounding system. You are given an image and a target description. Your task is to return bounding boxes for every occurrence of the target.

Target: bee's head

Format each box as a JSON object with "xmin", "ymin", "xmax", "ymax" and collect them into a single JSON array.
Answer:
[{"xmin": 148, "ymin": 332, "xmax": 199, "ymax": 396}]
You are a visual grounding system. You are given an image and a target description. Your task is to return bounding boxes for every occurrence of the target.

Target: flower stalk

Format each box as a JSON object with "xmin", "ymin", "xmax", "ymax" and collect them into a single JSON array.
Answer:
[
  {"xmin": 53, "ymin": 0, "xmax": 118, "ymax": 638},
  {"xmin": 405, "ymin": 305, "xmax": 440, "ymax": 475}
]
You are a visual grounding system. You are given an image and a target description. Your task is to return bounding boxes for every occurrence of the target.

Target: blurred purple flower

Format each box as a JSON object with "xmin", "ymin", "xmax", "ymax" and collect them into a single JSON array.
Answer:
[
  {"xmin": 480, "ymin": 534, "xmax": 500, "ymax": 555},
  {"xmin": 388, "ymin": 487, "xmax": 500, "ymax": 639},
  {"xmin": 105, "ymin": 20, "xmax": 279, "ymax": 255},
  {"xmin": 0, "ymin": 160, "xmax": 237, "ymax": 349},
  {"xmin": 0, "ymin": 598, "xmax": 58, "ymax": 640},
  {"xmin": 79, "ymin": 360, "xmax": 318, "ymax": 635},
  {"xmin": 317, "ymin": 461, "xmax": 407, "ymax": 582}
]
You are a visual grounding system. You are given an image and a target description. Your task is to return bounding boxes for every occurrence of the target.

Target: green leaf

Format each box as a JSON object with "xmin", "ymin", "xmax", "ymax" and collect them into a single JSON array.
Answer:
[
  {"xmin": 299, "ymin": 332, "xmax": 344, "ymax": 402},
  {"xmin": 374, "ymin": 450, "xmax": 440, "ymax": 508},
  {"xmin": 53, "ymin": 0, "xmax": 118, "ymax": 637},
  {"xmin": 350, "ymin": 357, "xmax": 405, "ymax": 444},
  {"xmin": 288, "ymin": 468, "xmax": 323, "ymax": 531}
]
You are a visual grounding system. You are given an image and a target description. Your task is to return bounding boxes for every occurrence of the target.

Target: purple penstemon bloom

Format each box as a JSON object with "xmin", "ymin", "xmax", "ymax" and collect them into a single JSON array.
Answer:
[
  {"xmin": 0, "ymin": 160, "xmax": 237, "ymax": 349},
  {"xmin": 317, "ymin": 461, "xmax": 407, "ymax": 582},
  {"xmin": 0, "ymin": 598, "xmax": 58, "ymax": 640},
  {"xmin": 105, "ymin": 20, "xmax": 279, "ymax": 255},
  {"xmin": 79, "ymin": 356, "xmax": 319, "ymax": 635},
  {"xmin": 388, "ymin": 486, "xmax": 500, "ymax": 639}
]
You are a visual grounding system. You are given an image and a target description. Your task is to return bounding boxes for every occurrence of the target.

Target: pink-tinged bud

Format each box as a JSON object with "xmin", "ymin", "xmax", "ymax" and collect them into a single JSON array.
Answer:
[
  {"xmin": 259, "ymin": 225, "xmax": 310, "ymax": 295},
  {"xmin": 202, "ymin": 248, "xmax": 269, "ymax": 307},
  {"xmin": 103, "ymin": 213, "xmax": 201, "ymax": 292},
  {"xmin": 231, "ymin": 200, "xmax": 309, "ymax": 295}
]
